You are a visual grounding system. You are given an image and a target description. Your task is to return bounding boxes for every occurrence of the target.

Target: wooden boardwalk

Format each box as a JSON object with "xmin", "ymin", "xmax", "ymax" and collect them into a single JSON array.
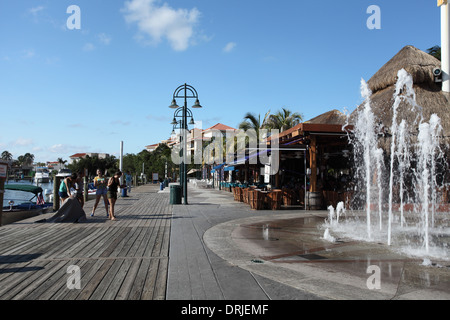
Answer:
[{"xmin": 0, "ymin": 184, "xmax": 171, "ymax": 300}]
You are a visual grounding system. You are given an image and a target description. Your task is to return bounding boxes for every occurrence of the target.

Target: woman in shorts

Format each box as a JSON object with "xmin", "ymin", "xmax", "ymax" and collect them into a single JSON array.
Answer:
[
  {"xmin": 107, "ymin": 171, "xmax": 122, "ymax": 221},
  {"xmin": 91, "ymin": 169, "xmax": 109, "ymax": 217},
  {"xmin": 58, "ymin": 173, "xmax": 77, "ymax": 204}
]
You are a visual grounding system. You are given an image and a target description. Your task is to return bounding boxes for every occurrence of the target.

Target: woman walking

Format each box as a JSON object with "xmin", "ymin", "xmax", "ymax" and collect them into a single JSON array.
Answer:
[
  {"xmin": 91, "ymin": 169, "xmax": 109, "ymax": 217},
  {"xmin": 107, "ymin": 171, "xmax": 122, "ymax": 221}
]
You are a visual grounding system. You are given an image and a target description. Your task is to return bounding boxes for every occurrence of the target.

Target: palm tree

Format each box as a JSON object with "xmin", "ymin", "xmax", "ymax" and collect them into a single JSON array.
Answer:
[
  {"xmin": 57, "ymin": 157, "xmax": 67, "ymax": 169},
  {"xmin": 266, "ymin": 108, "xmax": 303, "ymax": 132},
  {"xmin": 22, "ymin": 153, "xmax": 34, "ymax": 166},
  {"xmin": 238, "ymin": 110, "xmax": 271, "ymax": 141},
  {"xmin": 427, "ymin": 45, "xmax": 441, "ymax": 61},
  {"xmin": 1, "ymin": 151, "xmax": 13, "ymax": 161}
]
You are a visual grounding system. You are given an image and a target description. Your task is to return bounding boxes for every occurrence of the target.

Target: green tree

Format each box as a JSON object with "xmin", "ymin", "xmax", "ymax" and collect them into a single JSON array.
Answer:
[
  {"xmin": 67, "ymin": 155, "xmax": 118, "ymax": 178},
  {"xmin": 238, "ymin": 110, "xmax": 271, "ymax": 141},
  {"xmin": 148, "ymin": 144, "xmax": 172, "ymax": 179},
  {"xmin": 57, "ymin": 157, "xmax": 67, "ymax": 168},
  {"xmin": 427, "ymin": 45, "xmax": 441, "ymax": 61},
  {"xmin": 23, "ymin": 153, "xmax": 34, "ymax": 165},
  {"xmin": 1, "ymin": 151, "xmax": 12, "ymax": 161},
  {"xmin": 266, "ymin": 108, "xmax": 303, "ymax": 132},
  {"xmin": 121, "ymin": 144, "xmax": 173, "ymax": 180},
  {"xmin": 16, "ymin": 153, "xmax": 34, "ymax": 166}
]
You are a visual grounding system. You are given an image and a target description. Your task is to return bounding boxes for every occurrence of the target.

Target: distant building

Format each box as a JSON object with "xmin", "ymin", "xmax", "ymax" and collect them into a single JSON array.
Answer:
[
  {"xmin": 47, "ymin": 161, "xmax": 64, "ymax": 172},
  {"xmin": 145, "ymin": 123, "xmax": 237, "ymax": 153},
  {"xmin": 145, "ymin": 144, "xmax": 159, "ymax": 153},
  {"xmin": 202, "ymin": 123, "xmax": 237, "ymax": 139},
  {"xmin": 69, "ymin": 153, "xmax": 110, "ymax": 164}
]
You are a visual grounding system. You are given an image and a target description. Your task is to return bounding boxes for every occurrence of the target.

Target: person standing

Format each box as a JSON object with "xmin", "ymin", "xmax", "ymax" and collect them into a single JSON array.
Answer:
[
  {"xmin": 107, "ymin": 171, "xmax": 122, "ymax": 221},
  {"xmin": 75, "ymin": 171, "xmax": 85, "ymax": 209},
  {"xmin": 58, "ymin": 173, "xmax": 77, "ymax": 204},
  {"xmin": 125, "ymin": 171, "xmax": 132, "ymax": 193},
  {"xmin": 91, "ymin": 169, "xmax": 108, "ymax": 217}
]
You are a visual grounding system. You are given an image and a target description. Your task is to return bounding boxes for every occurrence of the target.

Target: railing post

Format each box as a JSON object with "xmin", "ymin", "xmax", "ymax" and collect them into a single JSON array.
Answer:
[{"xmin": 53, "ymin": 176, "xmax": 61, "ymax": 211}]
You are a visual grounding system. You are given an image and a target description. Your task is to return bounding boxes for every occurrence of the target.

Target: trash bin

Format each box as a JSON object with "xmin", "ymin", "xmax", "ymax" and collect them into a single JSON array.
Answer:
[
  {"xmin": 170, "ymin": 185, "xmax": 182, "ymax": 205},
  {"xmin": 160, "ymin": 182, "xmax": 164, "ymax": 191},
  {"xmin": 121, "ymin": 187, "xmax": 127, "ymax": 197},
  {"xmin": 164, "ymin": 179, "xmax": 169, "ymax": 188}
]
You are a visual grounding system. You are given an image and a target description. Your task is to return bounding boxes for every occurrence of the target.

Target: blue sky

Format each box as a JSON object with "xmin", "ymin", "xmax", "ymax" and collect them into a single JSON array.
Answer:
[{"xmin": 0, "ymin": 0, "xmax": 442, "ymax": 163}]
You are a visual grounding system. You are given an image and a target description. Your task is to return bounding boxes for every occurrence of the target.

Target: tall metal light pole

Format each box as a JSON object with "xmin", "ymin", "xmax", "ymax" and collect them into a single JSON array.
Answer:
[{"xmin": 169, "ymin": 84, "xmax": 202, "ymax": 205}]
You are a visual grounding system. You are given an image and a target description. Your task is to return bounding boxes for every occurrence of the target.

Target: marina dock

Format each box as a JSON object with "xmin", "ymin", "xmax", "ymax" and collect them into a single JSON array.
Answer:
[{"xmin": 0, "ymin": 184, "xmax": 170, "ymax": 300}]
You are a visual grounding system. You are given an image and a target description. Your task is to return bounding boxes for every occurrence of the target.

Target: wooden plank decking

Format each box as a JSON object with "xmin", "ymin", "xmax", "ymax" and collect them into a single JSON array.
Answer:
[{"xmin": 0, "ymin": 184, "xmax": 171, "ymax": 300}]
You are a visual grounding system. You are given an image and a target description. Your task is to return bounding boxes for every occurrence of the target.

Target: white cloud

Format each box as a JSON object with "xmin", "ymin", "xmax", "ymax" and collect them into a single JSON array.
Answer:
[
  {"xmin": 122, "ymin": 0, "xmax": 201, "ymax": 51},
  {"xmin": 29, "ymin": 6, "xmax": 44, "ymax": 16},
  {"xmin": 22, "ymin": 49, "xmax": 35, "ymax": 59},
  {"xmin": 146, "ymin": 114, "xmax": 170, "ymax": 122},
  {"xmin": 13, "ymin": 138, "xmax": 34, "ymax": 146},
  {"xmin": 83, "ymin": 43, "xmax": 95, "ymax": 52},
  {"xmin": 49, "ymin": 144, "xmax": 67, "ymax": 153},
  {"xmin": 98, "ymin": 33, "xmax": 112, "ymax": 45},
  {"xmin": 223, "ymin": 42, "xmax": 237, "ymax": 53},
  {"xmin": 45, "ymin": 56, "xmax": 60, "ymax": 65},
  {"xmin": 49, "ymin": 144, "xmax": 90, "ymax": 154},
  {"xmin": 111, "ymin": 120, "xmax": 131, "ymax": 126}
]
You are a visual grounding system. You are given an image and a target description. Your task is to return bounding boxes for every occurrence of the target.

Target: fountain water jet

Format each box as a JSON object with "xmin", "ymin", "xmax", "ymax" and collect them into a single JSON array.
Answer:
[
  {"xmin": 397, "ymin": 119, "xmax": 410, "ymax": 227},
  {"xmin": 353, "ymin": 79, "xmax": 379, "ymax": 240},
  {"xmin": 327, "ymin": 68, "xmax": 449, "ymax": 261},
  {"xmin": 415, "ymin": 114, "xmax": 444, "ymax": 253}
]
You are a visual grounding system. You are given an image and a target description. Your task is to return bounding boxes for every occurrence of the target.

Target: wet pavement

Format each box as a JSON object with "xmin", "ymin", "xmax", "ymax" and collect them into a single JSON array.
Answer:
[
  {"xmin": 190, "ymin": 189, "xmax": 450, "ymax": 300},
  {"xmin": 223, "ymin": 214, "xmax": 450, "ymax": 299}
]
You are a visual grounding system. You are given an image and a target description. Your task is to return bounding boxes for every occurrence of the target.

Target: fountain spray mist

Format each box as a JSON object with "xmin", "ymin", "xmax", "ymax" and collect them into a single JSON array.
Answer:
[
  {"xmin": 331, "ymin": 68, "xmax": 449, "ymax": 260},
  {"xmin": 416, "ymin": 114, "xmax": 443, "ymax": 253},
  {"xmin": 387, "ymin": 69, "xmax": 414, "ymax": 245}
]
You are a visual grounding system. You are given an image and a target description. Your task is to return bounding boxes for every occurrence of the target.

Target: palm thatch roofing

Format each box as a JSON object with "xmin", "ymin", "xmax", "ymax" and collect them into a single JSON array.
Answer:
[
  {"xmin": 350, "ymin": 45, "xmax": 450, "ymax": 142},
  {"xmin": 306, "ymin": 109, "xmax": 347, "ymax": 126}
]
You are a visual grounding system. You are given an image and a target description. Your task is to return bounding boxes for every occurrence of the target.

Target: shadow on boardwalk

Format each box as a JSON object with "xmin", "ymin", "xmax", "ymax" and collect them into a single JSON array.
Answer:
[{"xmin": 0, "ymin": 184, "xmax": 171, "ymax": 300}]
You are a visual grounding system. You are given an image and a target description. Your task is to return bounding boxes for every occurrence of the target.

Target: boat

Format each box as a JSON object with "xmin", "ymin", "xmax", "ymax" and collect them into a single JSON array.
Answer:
[
  {"xmin": 88, "ymin": 182, "xmax": 96, "ymax": 195},
  {"xmin": 56, "ymin": 168, "xmax": 72, "ymax": 178},
  {"xmin": 34, "ymin": 167, "xmax": 50, "ymax": 183},
  {"xmin": 2, "ymin": 184, "xmax": 53, "ymax": 226}
]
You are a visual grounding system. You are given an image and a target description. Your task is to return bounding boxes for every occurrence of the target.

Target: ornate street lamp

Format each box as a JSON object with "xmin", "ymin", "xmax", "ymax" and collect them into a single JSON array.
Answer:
[{"xmin": 169, "ymin": 84, "xmax": 202, "ymax": 204}]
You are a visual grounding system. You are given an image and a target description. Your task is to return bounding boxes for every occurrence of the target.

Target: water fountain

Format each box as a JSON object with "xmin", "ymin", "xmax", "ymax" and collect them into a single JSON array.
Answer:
[{"xmin": 324, "ymin": 69, "xmax": 449, "ymax": 261}]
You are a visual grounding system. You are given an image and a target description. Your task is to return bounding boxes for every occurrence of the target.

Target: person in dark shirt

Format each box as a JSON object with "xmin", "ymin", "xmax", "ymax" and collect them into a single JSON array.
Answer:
[{"xmin": 107, "ymin": 171, "xmax": 122, "ymax": 221}]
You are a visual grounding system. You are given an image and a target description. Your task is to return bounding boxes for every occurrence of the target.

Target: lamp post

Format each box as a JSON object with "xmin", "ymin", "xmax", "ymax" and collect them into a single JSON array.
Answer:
[
  {"xmin": 171, "ymin": 118, "xmax": 191, "ymax": 197},
  {"xmin": 169, "ymin": 83, "xmax": 202, "ymax": 205}
]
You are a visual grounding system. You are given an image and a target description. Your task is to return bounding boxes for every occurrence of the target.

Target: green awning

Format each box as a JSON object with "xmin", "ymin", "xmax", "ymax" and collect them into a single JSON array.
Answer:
[{"xmin": 4, "ymin": 184, "xmax": 43, "ymax": 195}]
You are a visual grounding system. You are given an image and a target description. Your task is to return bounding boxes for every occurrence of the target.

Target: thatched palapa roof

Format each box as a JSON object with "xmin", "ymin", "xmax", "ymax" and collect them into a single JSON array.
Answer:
[
  {"xmin": 351, "ymin": 45, "xmax": 450, "ymax": 140},
  {"xmin": 306, "ymin": 109, "xmax": 347, "ymax": 126},
  {"xmin": 368, "ymin": 45, "xmax": 441, "ymax": 92}
]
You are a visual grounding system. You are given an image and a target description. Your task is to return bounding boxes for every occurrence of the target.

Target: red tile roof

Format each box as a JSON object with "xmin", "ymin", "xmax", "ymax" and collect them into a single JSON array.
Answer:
[
  {"xmin": 69, "ymin": 153, "xmax": 87, "ymax": 158},
  {"xmin": 204, "ymin": 123, "xmax": 236, "ymax": 131}
]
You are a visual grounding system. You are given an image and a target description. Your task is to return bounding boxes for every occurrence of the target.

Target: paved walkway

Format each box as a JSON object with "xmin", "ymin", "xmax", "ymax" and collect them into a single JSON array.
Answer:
[
  {"xmin": 168, "ymin": 185, "xmax": 450, "ymax": 300},
  {"xmin": 167, "ymin": 187, "xmax": 322, "ymax": 300},
  {"xmin": 1, "ymin": 183, "xmax": 449, "ymax": 302}
]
